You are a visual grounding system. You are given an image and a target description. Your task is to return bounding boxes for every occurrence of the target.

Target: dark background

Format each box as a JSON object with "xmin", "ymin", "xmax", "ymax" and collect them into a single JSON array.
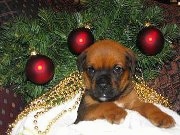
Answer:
[{"xmin": 0, "ymin": 0, "xmax": 180, "ymax": 134}]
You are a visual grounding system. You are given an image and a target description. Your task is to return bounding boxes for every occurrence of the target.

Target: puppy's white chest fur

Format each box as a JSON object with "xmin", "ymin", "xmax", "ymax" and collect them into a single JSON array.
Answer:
[{"xmin": 114, "ymin": 101, "xmax": 124, "ymax": 108}]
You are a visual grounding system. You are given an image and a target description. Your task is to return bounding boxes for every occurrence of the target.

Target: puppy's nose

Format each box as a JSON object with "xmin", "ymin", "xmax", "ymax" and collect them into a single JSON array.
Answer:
[
  {"xmin": 96, "ymin": 75, "xmax": 111, "ymax": 89},
  {"xmin": 99, "ymin": 82, "xmax": 108, "ymax": 89}
]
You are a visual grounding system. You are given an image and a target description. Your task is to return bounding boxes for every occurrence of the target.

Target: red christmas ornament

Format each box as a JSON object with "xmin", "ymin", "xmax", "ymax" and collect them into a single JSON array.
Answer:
[
  {"xmin": 136, "ymin": 26, "xmax": 165, "ymax": 56},
  {"xmin": 67, "ymin": 27, "xmax": 94, "ymax": 55},
  {"xmin": 25, "ymin": 54, "xmax": 55, "ymax": 85}
]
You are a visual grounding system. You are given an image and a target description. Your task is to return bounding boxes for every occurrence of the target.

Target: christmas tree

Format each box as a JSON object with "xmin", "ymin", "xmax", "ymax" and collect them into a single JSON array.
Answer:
[{"xmin": 0, "ymin": 0, "xmax": 179, "ymax": 103}]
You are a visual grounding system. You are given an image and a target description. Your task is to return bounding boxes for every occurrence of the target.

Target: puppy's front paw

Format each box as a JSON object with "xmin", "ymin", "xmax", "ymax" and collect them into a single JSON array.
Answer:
[
  {"xmin": 149, "ymin": 112, "xmax": 175, "ymax": 128},
  {"xmin": 104, "ymin": 107, "xmax": 127, "ymax": 124}
]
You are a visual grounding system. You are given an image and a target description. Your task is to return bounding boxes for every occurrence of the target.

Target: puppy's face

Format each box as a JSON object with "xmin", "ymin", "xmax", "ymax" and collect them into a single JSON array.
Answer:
[{"xmin": 77, "ymin": 40, "xmax": 137, "ymax": 102}]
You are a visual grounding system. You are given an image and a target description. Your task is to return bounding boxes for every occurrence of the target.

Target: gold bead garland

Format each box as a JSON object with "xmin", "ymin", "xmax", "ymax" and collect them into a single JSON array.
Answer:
[
  {"xmin": 134, "ymin": 81, "xmax": 170, "ymax": 107},
  {"xmin": 7, "ymin": 71, "xmax": 170, "ymax": 135},
  {"xmin": 7, "ymin": 71, "xmax": 85, "ymax": 135}
]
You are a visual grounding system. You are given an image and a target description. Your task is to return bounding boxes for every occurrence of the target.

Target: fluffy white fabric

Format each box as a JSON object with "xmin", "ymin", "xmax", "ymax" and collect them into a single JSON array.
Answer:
[{"xmin": 12, "ymin": 93, "xmax": 180, "ymax": 135}]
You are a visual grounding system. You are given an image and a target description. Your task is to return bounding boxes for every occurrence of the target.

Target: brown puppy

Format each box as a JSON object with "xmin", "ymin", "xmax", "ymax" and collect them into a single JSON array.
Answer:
[{"xmin": 75, "ymin": 39, "xmax": 175, "ymax": 128}]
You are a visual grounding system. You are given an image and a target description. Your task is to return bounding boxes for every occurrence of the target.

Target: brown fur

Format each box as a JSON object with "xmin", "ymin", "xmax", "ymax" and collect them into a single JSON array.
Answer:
[{"xmin": 75, "ymin": 39, "xmax": 175, "ymax": 128}]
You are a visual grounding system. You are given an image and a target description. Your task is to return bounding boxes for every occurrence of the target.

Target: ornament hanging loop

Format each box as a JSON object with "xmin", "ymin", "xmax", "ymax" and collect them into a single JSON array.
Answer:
[
  {"xmin": 144, "ymin": 22, "xmax": 152, "ymax": 27},
  {"xmin": 29, "ymin": 46, "xmax": 39, "ymax": 56}
]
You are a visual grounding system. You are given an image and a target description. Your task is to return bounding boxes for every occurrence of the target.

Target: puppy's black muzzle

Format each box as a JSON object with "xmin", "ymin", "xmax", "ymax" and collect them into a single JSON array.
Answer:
[
  {"xmin": 96, "ymin": 75, "xmax": 111, "ymax": 89},
  {"xmin": 92, "ymin": 75, "xmax": 116, "ymax": 101}
]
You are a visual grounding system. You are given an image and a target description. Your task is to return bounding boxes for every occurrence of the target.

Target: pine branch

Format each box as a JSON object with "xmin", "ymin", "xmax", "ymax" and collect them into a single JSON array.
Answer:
[{"xmin": 0, "ymin": 0, "xmax": 179, "ymax": 103}]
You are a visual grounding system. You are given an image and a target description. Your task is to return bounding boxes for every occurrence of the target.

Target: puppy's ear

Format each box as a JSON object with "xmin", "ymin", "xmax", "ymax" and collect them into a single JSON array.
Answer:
[
  {"xmin": 125, "ymin": 48, "xmax": 137, "ymax": 76},
  {"xmin": 77, "ymin": 51, "xmax": 87, "ymax": 72}
]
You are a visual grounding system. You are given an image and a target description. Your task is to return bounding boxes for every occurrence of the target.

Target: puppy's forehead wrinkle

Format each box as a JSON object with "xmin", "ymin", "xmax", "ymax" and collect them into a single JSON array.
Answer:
[
  {"xmin": 86, "ymin": 39, "xmax": 128, "ymax": 54},
  {"xmin": 87, "ymin": 53, "xmax": 125, "ymax": 69},
  {"xmin": 85, "ymin": 40, "xmax": 129, "ymax": 69}
]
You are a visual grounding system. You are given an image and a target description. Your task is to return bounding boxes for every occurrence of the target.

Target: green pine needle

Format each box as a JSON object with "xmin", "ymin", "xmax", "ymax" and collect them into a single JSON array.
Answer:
[{"xmin": 0, "ymin": 0, "xmax": 179, "ymax": 103}]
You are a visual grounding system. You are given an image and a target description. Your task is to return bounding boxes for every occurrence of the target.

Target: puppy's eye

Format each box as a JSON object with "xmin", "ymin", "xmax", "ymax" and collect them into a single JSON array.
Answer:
[
  {"xmin": 113, "ymin": 65, "xmax": 123, "ymax": 74},
  {"xmin": 87, "ymin": 66, "xmax": 95, "ymax": 75}
]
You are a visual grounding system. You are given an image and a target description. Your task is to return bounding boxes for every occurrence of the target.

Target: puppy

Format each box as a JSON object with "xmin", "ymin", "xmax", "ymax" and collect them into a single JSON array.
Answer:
[{"xmin": 75, "ymin": 39, "xmax": 175, "ymax": 128}]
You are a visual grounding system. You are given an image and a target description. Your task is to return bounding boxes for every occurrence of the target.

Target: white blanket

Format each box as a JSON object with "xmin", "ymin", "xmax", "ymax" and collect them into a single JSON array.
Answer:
[{"xmin": 12, "ymin": 93, "xmax": 180, "ymax": 135}]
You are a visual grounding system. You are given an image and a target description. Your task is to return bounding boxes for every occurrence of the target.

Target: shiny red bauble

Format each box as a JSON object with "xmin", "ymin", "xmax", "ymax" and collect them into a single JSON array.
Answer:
[
  {"xmin": 136, "ymin": 26, "xmax": 165, "ymax": 56},
  {"xmin": 67, "ymin": 27, "xmax": 94, "ymax": 55},
  {"xmin": 25, "ymin": 54, "xmax": 55, "ymax": 85}
]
